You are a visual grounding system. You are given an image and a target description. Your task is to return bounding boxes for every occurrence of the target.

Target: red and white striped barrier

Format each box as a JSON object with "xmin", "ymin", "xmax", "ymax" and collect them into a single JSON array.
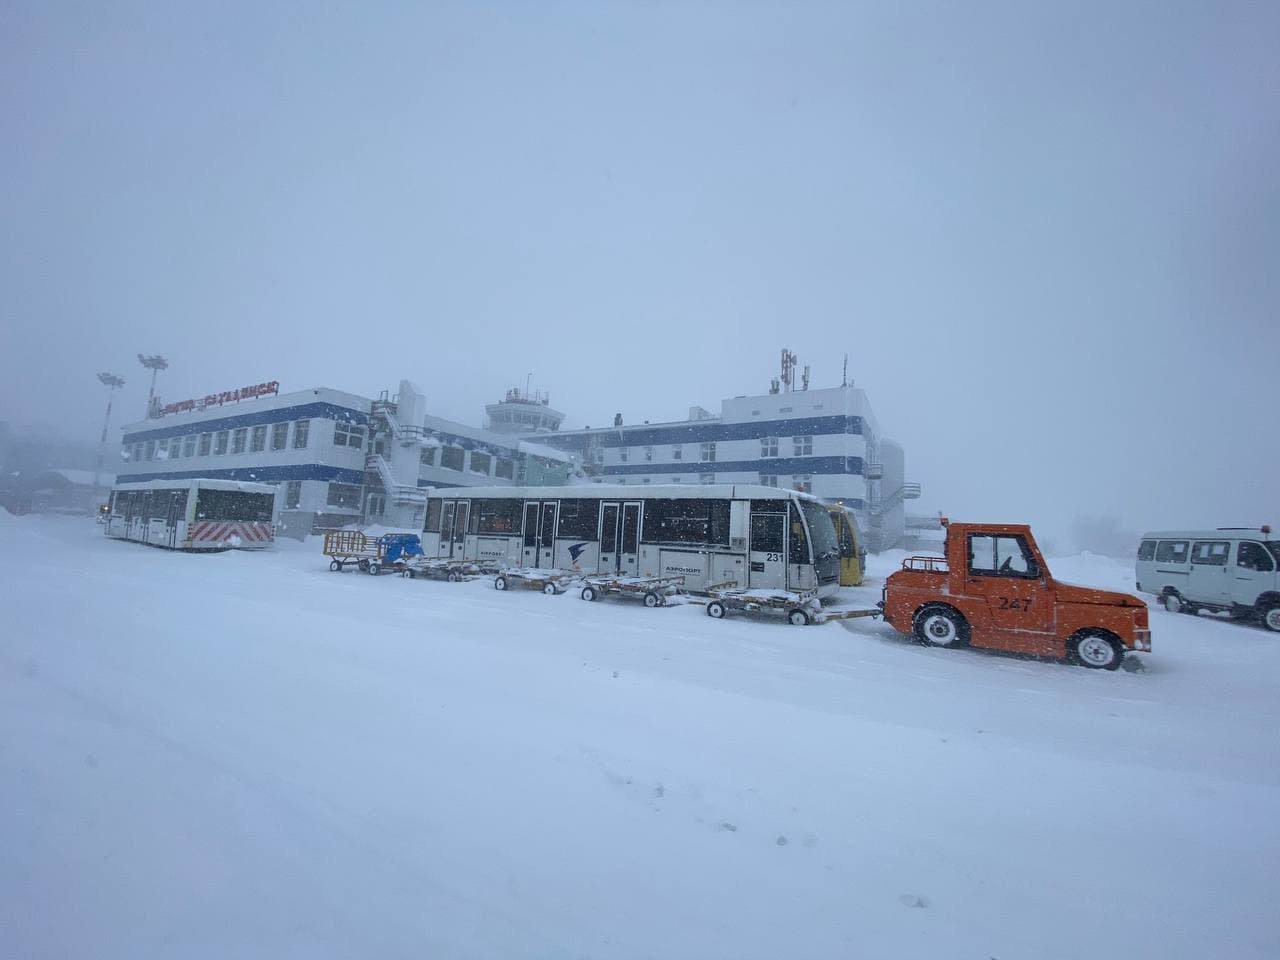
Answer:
[{"xmin": 189, "ymin": 521, "xmax": 273, "ymax": 548}]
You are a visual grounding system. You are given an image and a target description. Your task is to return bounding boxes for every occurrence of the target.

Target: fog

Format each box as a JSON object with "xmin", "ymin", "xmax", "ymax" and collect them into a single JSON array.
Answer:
[{"xmin": 3, "ymin": 2, "xmax": 1276, "ymax": 544}]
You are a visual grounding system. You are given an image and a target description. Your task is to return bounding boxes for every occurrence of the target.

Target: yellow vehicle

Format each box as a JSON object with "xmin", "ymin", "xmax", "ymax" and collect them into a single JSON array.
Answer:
[{"xmin": 825, "ymin": 502, "xmax": 866, "ymax": 586}]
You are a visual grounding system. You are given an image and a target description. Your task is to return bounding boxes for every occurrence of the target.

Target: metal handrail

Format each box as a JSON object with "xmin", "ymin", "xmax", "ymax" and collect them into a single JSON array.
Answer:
[{"xmin": 902, "ymin": 556, "xmax": 948, "ymax": 572}]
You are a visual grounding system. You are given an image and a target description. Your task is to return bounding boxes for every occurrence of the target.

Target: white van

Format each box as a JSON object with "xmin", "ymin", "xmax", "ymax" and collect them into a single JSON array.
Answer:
[{"xmin": 1136, "ymin": 527, "xmax": 1280, "ymax": 631}]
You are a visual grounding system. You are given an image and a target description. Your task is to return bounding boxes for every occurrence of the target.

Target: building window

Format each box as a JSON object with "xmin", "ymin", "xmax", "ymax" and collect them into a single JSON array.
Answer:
[
  {"xmin": 440, "ymin": 445, "xmax": 465, "ymax": 471},
  {"xmin": 284, "ymin": 481, "xmax": 302, "ymax": 509},
  {"xmin": 130, "ymin": 442, "xmax": 142, "ymax": 462},
  {"xmin": 271, "ymin": 422, "xmax": 288, "ymax": 451},
  {"xmin": 671, "ymin": 477, "xmax": 681, "ymax": 483},
  {"xmin": 326, "ymin": 482, "xmax": 362, "ymax": 509},
  {"xmin": 182, "ymin": 435, "xmax": 196, "ymax": 458},
  {"xmin": 792, "ymin": 475, "xmax": 812, "ymax": 493},
  {"xmin": 644, "ymin": 446, "xmax": 654, "ymax": 461},
  {"xmin": 494, "ymin": 457, "xmax": 514, "ymax": 480},
  {"xmin": 157, "ymin": 439, "xmax": 169, "ymax": 460},
  {"xmin": 700, "ymin": 442, "xmax": 716, "ymax": 462},
  {"xmin": 199, "ymin": 433, "xmax": 212, "ymax": 457},
  {"xmin": 469, "ymin": 451, "xmax": 491, "ymax": 475},
  {"xmin": 232, "ymin": 428, "xmax": 247, "ymax": 455},
  {"xmin": 144, "ymin": 440, "xmax": 155, "ymax": 460},
  {"xmin": 759, "ymin": 474, "xmax": 778, "ymax": 487},
  {"xmin": 761, "ymin": 436, "xmax": 779, "ymax": 458},
  {"xmin": 672, "ymin": 445, "xmax": 683, "ymax": 460},
  {"xmin": 619, "ymin": 448, "xmax": 629, "ymax": 463},
  {"xmin": 214, "ymin": 431, "xmax": 229, "ymax": 455},
  {"xmin": 592, "ymin": 447, "xmax": 604, "ymax": 465},
  {"xmin": 641, "ymin": 478, "xmax": 650, "ymax": 484},
  {"xmin": 699, "ymin": 473, "xmax": 715, "ymax": 484},
  {"xmin": 793, "ymin": 436, "xmax": 813, "ymax": 456},
  {"xmin": 420, "ymin": 447, "xmax": 436, "ymax": 466},
  {"xmin": 619, "ymin": 478, "xmax": 628, "ymax": 484},
  {"xmin": 292, "ymin": 420, "xmax": 310, "ymax": 449},
  {"xmin": 779, "ymin": 406, "xmax": 793, "ymax": 413},
  {"xmin": 333, "ymin": 421, "xmax": 364, "ymax": 447},
  {"xmin": 250, "ymin": 425, "xmax": 267, "ymax": 452}
]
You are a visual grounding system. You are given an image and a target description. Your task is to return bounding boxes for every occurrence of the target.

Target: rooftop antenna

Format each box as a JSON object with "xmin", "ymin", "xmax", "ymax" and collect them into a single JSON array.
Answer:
[
  {"xmin": 525, "ymin": 372, "xmax": 532, "ymax": 398},
  {"xmin": 842, "ymin": 354, "xmax": 848, "ymax": 387},
  {"xmin": 780, "ymin": 348, "xmax": 797, "ymax": 393},
  {"xmin": 801, "ymin": 365, "xmax": 810, "ymax": 391}
]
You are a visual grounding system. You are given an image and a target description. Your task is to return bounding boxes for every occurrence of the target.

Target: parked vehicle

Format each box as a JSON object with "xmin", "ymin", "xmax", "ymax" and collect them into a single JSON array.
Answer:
[
  {"xmin": 104, "ymin": 478, "xmax": 275, "ymax": 550},
  {"xmin": 1135, "ymin": 527, "xmax": 1279, "ymax": 631},
  {"xmin": 880, "ymin": 519, "xmax": 1151, "ymax": 669},
  {"xmin": 824, "ymin": 502, "xmax": 866, "ymax": 586}
]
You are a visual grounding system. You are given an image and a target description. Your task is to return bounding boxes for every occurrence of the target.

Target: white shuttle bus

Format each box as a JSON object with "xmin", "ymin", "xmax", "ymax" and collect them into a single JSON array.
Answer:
[
  {"xmin": 421, "ymin": 484, "xmax": 842, "ymax": 598},
  {"xmin": 105, "ymin": 478, "xmax": 276, "ymax": 551},
  {"xmin": 1136, "ymin": 527, "xmax": 1280, "ymax": 631}
]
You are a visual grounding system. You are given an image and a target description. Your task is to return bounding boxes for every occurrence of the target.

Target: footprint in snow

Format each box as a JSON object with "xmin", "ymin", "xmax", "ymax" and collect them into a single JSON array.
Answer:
[{"xmin": 898, "ymin": 893, "xmax": 929, "ymax": 909}]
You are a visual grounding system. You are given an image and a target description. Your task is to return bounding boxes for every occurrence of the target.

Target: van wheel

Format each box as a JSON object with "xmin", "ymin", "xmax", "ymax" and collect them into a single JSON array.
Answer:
[
  {"xmin": 912, "ymin": 605, "xmax": 967, "ymax": 648},
  {"xmin": 1163, "ymin": 591, "xmax": 1188, "ymax": 614},
  {"xmin": 1263, "ymin": 604, "xmax": 1280, "ymax": 633},
  {"xmin": 1070, "ymin": 630, "xmax": 1122, "ymax": 670}
]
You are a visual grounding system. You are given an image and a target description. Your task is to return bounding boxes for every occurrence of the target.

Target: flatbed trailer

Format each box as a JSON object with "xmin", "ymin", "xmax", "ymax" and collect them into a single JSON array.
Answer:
[
  {"xmin": 492, "ymin": 567, "xmax": 578, "ymax": 595},
  {"xmin": 702, "ymin": 586, "xmax": 880, "ymax": 626},
  {"xmin": 402, "ymin": 557, "xmax": 482, "ymax": 582},
  {"xmin": 579, "ymin": 574, "xmax": 686, "ymax": 608}
]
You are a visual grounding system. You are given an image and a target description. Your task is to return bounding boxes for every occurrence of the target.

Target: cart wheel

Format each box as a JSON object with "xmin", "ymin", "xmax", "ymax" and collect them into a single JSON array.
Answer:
[
  {"xmin": 358, "ymin": 559, "xmax": 369, "ymax": 572},
  {"xmin": 581, "ymin": 586, "xmax": 598, "ymax": 602},
  {"xmin": 543, "ymin": 582, "xmax": 559, "ymax": 595},
  {"xmin": 494, "ymin": 575, "xmax": 508, "ymax": 591},
  {"xmin": 787, "ymin": 608, "xmax": 810, "ymax": 626},
  {"xmin": 706, "ymin": 600, "xmax": 727, "ymax": 619},
  {"xmin": 368, "ymin": 562, "xmax": 381, "ymax": 576},
  {"xmin": 404, "ymin": 569, "xmax": 415, "ymax": 579},
  {"xmin": 329, "ymin": 559, "xmax": 342, "ymax": 572},
  {"xmin": 643, "ymin": 591, "xmax": 661, "ymax": 608},
  {"xmin": 446, "ymin": 570, "xmax": 459, "ymax": 582}
]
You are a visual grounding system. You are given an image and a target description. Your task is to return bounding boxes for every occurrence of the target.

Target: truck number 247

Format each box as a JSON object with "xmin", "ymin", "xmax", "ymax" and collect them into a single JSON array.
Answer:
[{"xmin": 997, "ymin": 596, "xmax": 1033, "ymax": 611}]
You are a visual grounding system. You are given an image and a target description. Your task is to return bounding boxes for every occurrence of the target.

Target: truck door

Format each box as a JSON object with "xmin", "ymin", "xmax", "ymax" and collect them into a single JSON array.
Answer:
[
  {"xmin": 1188, "ymin": 540, "xmax": 1232, "ymax": 605},
  {"xmin": 964, "ymin": 533, "xmax": 1054, "ymax": 635},
  {"xmin": 749, "ymin": 512, "xmax": 787, "ymax": 590},
  {"xmin": 1231, "ymin": 541, "xmax": 1276, "ymax": 608}
]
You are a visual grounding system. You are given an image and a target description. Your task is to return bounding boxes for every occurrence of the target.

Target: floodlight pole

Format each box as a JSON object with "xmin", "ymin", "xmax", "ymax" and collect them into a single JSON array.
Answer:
[
  {"xmin": 94, "ymin": 372, "xmax": 126, "ymax": 501},
  {"xmin": 137, "ymin": 353, "xmax": 169, "ymax": 417}
]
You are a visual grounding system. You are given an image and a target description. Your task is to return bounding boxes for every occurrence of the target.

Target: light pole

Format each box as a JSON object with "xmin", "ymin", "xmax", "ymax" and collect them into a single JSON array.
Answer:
[
  {"xmin": 95, "ymin": 372, "xmax": 126, "ymax": 502},
  {"xmin": 137, "ymin": 353, "xmax": 169, "ymax": 417}
]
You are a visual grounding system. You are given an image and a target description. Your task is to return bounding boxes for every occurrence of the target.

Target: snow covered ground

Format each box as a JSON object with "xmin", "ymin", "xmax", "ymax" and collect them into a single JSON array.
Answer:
[{"xmin": 3, "ymin": 514, "xmax": 1278, "ymax": 959}]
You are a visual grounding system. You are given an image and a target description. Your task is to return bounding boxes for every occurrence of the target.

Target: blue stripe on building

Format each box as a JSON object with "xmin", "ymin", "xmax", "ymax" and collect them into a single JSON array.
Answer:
[
  {"xmin": 122, "ymin": 402, "xmax": 368, "ymax": 444},
  {"xmin": 116, "ymin": 464, "xmax": 366, "ymax": 485},
  {"xmin": 599, "ymin": 455, "xmax": 863, "ymax": 477},
  {"xmin": 531, "ymin": 415, "xmax": 862, "ymax": 452}
]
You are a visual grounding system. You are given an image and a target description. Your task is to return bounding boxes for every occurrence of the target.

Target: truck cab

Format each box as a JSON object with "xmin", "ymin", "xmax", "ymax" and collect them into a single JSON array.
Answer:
[{"xmin": 881, "ymin": 520, "xmax": 1150, "ymax": 669}]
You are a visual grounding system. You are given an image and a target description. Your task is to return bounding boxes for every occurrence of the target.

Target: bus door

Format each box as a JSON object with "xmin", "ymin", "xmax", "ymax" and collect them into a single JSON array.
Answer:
[
  {"xmin": 536, "ymin": 501, "xmax": 558, "ymax": 568},
  {"xmin": 749, "ymin": 512, "xmax": 787, "ymax": 590},
  {"xmin": 597, "ymin": 501, "xmax": 640, "ymax": 575},
  {"xmin": 139, "ymin": 491, "xmax": 154, "ymax": 545},
  {"xmin": 165, "ymin": 491, "xmax": 183, "ymax": 548},
  {"xmin": 522, "ymin": 502, "xmax": 540, "ymax": 565},
  {"xmin": 442, "ymin": 499, "xmax": 469, "ymax": 559}
]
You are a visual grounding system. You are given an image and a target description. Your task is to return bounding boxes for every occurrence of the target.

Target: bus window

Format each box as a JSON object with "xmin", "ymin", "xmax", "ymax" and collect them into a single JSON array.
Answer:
[{"xmin": 788, "ymin": 503, "xmax": 808, "ymax": 564}]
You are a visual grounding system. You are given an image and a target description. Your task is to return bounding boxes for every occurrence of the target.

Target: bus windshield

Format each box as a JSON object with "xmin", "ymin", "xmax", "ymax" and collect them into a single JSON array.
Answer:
[
  {"xmin": 799, "ymin": 500, "xmax": 841, "ymax": 582},
  {"xmin": 194, "ymin": 489, "xmax": 274, "ymax": 523}
]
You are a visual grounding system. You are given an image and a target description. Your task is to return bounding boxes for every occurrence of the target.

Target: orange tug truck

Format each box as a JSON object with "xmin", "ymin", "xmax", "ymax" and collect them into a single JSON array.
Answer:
[{"xmin": 880, "ymin": 520, "xmax": 1151, "ymax": 670}]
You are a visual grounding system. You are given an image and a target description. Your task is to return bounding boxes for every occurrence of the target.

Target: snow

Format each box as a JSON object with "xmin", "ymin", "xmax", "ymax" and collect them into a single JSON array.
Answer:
[{"xmin": 3, "ymin": 514, "xmax": 1279, "ymax": 959}]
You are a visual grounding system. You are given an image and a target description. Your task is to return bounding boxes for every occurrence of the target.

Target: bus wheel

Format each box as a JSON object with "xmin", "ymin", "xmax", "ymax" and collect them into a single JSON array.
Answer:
[
  {"xmin": 494, "ymin": 575, "xmax": 508, "ymax": 591},
  {"xmin": 643, "ymin": 591, "xmax": 661, "ymax": 608},
  {"xmin": 367, "ymin": 562, "xmax": 381, "ymax": 576},
  {"xmin": 912, "ymin": 605, "xmax": 967, "ymax": 648},
  {"xmin": 329, "ymin": 560, "xmax": 342, "ymax": 572},
  {"xmin": 706, "ymin": 600, "xmax": 727, "ymax": 619},
  {"xmin": 542, "ymin": 582, "xmax": 559, "ymax": 595},
  {"xmin": 581, "ymin": 586, "xmax": 598, "ymax": 602},
  {"xmin": 1070, "ymin": 630, "xmax": 1122, "ymax": 670},
  {"xmin": 1262, "ymin": 604, "xmax": 1280, "ymax": 633},
  {"xmin": 787, "ymin": 608, "xmax": 810, "ymax": 626}
]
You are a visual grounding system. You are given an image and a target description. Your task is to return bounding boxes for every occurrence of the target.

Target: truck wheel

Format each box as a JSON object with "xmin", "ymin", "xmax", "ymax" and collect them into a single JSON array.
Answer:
[
  {"xmin": 1070, "ymin": 630, "xmax": 1122, "ymax": 670},
  {"xmin": 912, "ymin": 605, "xmax": 967, "ymax": 648},
  {"xmin": 1263, "ymin": 604, "xmax": 1280, "ymax": 633},
  {"xmin": 706, "ymin": 600, "xmax": 727, "ymax": 619},
  {"xmin": 494, "ymin": 575, "xmax": 508, "ymax": 591}
]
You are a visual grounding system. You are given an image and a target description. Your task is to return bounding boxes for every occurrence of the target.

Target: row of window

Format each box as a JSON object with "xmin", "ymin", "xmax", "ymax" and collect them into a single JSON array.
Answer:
[
  {"xmin": 588, "ymin": 473, "xmax": 811, "ymax": 492},
  {"xmin": 600, "ymin": 437, "xmax": 816, "ymax": 465},
  {"xmin": 125, "ymin": 419, "xmax": 313, "ymax": 464},
  {"xmin": 1138, "ymin": 538, "xmax": 1280, "ymax": 571},
  {"xmin": 420, "ymin": 445, "xmax": 516, "ymax": 479}
]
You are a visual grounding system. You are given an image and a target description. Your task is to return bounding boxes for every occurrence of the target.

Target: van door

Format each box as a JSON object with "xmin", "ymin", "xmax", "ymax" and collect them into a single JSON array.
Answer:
[
  {"xmin": 1231, "ymin": 541, "xmax": 1275, "ymax": 608},
  {"xmin": 1188, "ymin": 540, "xmax": 1232, "ymax": 605},
  {"xmin": 749, "ymin": 512, "xmax": 787, "ymax": 590}
]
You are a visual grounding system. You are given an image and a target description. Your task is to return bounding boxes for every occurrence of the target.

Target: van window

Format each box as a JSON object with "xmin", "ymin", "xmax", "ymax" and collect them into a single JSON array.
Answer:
[
  {"xmin": 1137, "ymin": 540, "xmax": 1156, "ymax": 561},
  {"xmin": 1190, "ymin": 541, "xmax": 1230, "ymax": 566},
  {"xmin": 1237, "ymin": 541, "xmax": 1275, "ymax": 573},
  {"xmin": 1155, "ymin": 540, "xmax": 1188, "ymax": 564}
]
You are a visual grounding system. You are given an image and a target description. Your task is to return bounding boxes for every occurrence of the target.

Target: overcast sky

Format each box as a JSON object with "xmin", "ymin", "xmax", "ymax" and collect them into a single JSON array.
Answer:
[{"xmin": 3, "ymin": 1, "xmax": 1277, "ymax": 540}]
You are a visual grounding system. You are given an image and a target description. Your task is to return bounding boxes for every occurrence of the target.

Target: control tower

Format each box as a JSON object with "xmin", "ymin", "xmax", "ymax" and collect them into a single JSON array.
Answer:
[{"xmin": 484, "ymin": 386, "xmax": 564, "ymax": 435}]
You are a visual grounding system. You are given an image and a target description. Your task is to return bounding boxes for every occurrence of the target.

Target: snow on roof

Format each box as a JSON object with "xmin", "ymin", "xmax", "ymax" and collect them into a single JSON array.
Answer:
[
  {"xmin": 112, "ymin": 477, "xmax": 277, "ymax": 494},
  {"xmin": 515, "ymin": 439, "xmax": 573, "ymax": 462}
]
